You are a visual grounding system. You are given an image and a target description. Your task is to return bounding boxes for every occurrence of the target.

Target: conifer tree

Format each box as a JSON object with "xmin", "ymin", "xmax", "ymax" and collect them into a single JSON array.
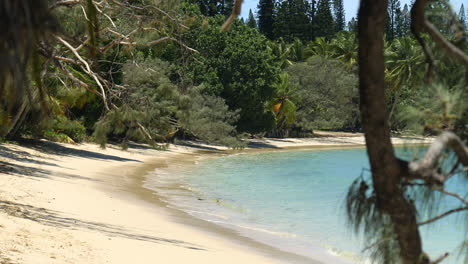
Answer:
[
  {"xmin": 314, "ymin": 0, "xmax": 335, "ymax": 39},
  {"xmin": 347, "ymin": 17, "xmax": 357, "ymax": 32},
  {"xmin": 395, "ymin": 7, "xmax": 405, "ymax": 38},
  {"xmin": 386, "ymin": 0, "xmax": 401, "ymax": 41},
  {"xmin": 274, "ymin": 0, "xmax": 312, "ymax": 42},
  {"xmin": 257, "ymin": 0, "xmax": 276, "ymax": 39},
  {"xmin": 402, "ymin": 4, "xmax": 411, "ymax": 36},
  {"xmin": 459, "ymin": 4, "xmax": 467, "ymax": 29},
  {"xmin": 246, "ymin": 9, "xmax": 257, "ymax": 29},
  {"xmin": 223, "ymin": 0, "xmax": 234, "ymax": 17},
  {"xmin": 309, "ymin": 0, "xmax": 317, "ymax": 38},
  {"xmin": 332, "ymin": 0, "xmax": 345, "ymax": 32}
]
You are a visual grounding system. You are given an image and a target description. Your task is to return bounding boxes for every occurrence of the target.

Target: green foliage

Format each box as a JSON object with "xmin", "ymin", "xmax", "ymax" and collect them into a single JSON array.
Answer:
[
  {"xmin": 426, "ymin": 0, "xmax": 455, "ymax": 36},
  {"xmin": 189, "ymin": 0, "xmax": 232, "ymax": 17},
  {"xmin": 266, "ymin": 73, "xmax": 298, "ymax": 132},
  {"xmin": 287, "ymin": 57, "xmax": 359, "ymax": 131},
  {"xmin": 330, "ymin": 31, "xmax": 358, "ymax": 70},
  {"xmin": 190, "ymin": 17, "xmax": 280, "ymax": 133},
  {"xmin": 396, "ymin": 84, "xmax": 467, "ymax": 135},
  {"xmin": 94, "ymin": 58, "xmax": 180, "ymax": 147},
  {"xmin": 177, "ymin": 87, "xmax": 243, "ymax": 147},
  {"xmin": 43, "ymin": 116, "xmax": 86, "ymax": 143},
  {"xmin": 346, "ymin": 177, "xmax": 402, "ymax": 264}
]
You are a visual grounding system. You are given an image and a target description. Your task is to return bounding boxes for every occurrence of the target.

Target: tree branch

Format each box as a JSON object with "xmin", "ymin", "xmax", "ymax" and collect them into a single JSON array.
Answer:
[
  {"xmin": 56, "ymin": 36, "xmax": 110, "ymax": 110},
  {"xmin": 417, "ymin": 206, "xmax": 468, "ymax": 226},
  {"xmin": 411, "ymin": 0, "xmax": 468, "ymax": 84},
  {"xmin": 221, "ymin": 0, "xmax": 243, "ymax": 32},
  {"xmin": 49, "ymin": 0, "xmax": 80, "ymax": 10},
  {"xmin": 435, "ymin": 188, "xmax": 468, "ymax": 205},
  {"xmin": 423, "ymin": 20, "xmax": 468, "ymax": 67},
  {"xmin": 431, "ymin": 253, "xmax": 449, "ymax": 264},
  {"xmin": 147, "ymin": 36, "xmax": 199, "ymax": 53},
  {"xmin": 406, "ymin": 131, "xmax": 468, "ymax": 184}
]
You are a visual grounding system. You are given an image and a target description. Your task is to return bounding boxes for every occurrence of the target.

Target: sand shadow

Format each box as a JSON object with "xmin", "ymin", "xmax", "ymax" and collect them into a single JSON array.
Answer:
[
  {"xmin": 246, "ymin": 141, "xmax": 280, "ymax": 149},
  {"xmin": 175, "ymin": 141, "xmax": 223, "ymax": 151},
  {"xmin": 14, "ymin": 139, "xmax": 141, "ymax": 162},
  {"xmin": 0, "ymin": 145, "xmax": 60, "ymax": 167},
  {"xmin": 0, "ymin": 200, "xmax": 205, "ymax": 251},
  {"xmin": 0, "ymin": 160, "xmax": 96, "ymax": 181}
]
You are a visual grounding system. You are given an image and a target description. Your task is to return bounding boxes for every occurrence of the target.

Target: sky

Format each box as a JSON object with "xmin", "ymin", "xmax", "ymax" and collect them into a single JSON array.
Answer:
[{"xmin": 240, "ymin": 0, "xmax": 468, "ymax": 23}]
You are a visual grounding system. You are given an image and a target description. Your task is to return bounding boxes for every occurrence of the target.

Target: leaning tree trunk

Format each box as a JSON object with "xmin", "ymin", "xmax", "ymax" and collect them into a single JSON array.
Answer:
[{"xmin": 357, "ymin": 1, "xmax": 423, "ymax": 263}]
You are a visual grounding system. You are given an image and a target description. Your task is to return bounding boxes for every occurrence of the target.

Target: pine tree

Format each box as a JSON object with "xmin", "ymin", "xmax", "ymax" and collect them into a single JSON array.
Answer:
[
  {"xmin": 333, "ymin": 0, "xmax": 345, "ymax": 32},
  {"xmin": 459, "ymin": 4, "xmax": 467, "ymax": 30},
  {"xmin": 274, "ymin": 0, "xmax": 312, "ymax": 42},
  {"xmin": 220, "ymin": 0, "xmax": 234, "ymax": 17},
  {"xmin": 257, "ymin": 0, "xmax": 276, "ymax": 39},
  {"xmin": 347, "ymin": 17, "xmax": 357, "ymax": 32},
  {"xmin": 402, "ymin": 4, "xmax": 411, "ymax": 36},
  {"xmin": 315, "ymin": 0, "xmax": 335, "ymax": 39},
  {"xmin": 309, "ymin": 0, "xmax": 317, "ymax": 39},
  {"xmin": 395, "ymin": 7, "xmax": 405, "ymax": 38},
  {"xmin": 246, "ymin": 9, "xmax": 257, "ymax": 29},
  {"xmin": 386, "ymin": 0, "xmax": 401, "ymax": 41},
  {"xmin": 191, "ymin": 0, "xmax": 233, "ymax": 16},
  {"xmin": 426, "ymin": 0, "xmax": 453, "ymax": 35}
]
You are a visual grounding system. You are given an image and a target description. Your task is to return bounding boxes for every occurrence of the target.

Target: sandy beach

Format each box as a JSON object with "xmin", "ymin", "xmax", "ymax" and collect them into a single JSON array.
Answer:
[{"xmin": 0, "ymin": 135, "xmax": 432, "ymax": 264}]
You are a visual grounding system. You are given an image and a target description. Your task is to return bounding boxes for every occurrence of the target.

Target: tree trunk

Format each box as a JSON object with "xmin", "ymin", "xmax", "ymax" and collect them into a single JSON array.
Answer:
[{"xmin": 358, "ymin": 1, "xmax": 423, "ymax": 263}]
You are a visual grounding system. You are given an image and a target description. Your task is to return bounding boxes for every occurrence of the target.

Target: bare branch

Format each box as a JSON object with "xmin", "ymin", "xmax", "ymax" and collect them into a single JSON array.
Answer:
[
  {"xmin": 411, "ymin": 0, "xmax": 468, "ymax": 83},
  {"xmin": 79, "ymin": 5, "xmax": 90, "ymax": 21},
  {"xmin": 361, "ymin": 237, "xmax": 395, "ymax": 252},
  {"xmin": 423, "ymin": 20, "xmax": 468, "ymax": 67},
  {"xmin": 417, "ymin": 206, "xmax": 468, "ymax": 226},
  {"xmin": 407, "ymin": 131, "xmax": 468, "ymax": 184},
  {"xmin": 432, "ymin": 253, "xmax": 449, "ymax": 264},
  {"xmin": 147, "ymin": 37, "xmax": 199, "ymax": 53},
  {"xmin": 56, "ymin": 36, "xmax": 110, "ymax": 110},
  {"xmin": 49, "ymin": 0, "xmax": 80, "ymax": 10},
  {"xmin": 100, "ymin": 28, "xmax": 138, "ymax": 53},
  {"xmin": 435, "ymin": 188, "xmax": 468, "ymax": 205},
  {"xmin": 413, "ymin": 32, "xmax": 435, "ymax": 83},
  {"xmin": 151, "ymin": 6, "xmax": 189, "ymax": 30}
]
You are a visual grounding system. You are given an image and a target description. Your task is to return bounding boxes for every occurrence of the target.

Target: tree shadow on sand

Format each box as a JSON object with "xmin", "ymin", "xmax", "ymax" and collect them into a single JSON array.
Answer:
[
  {"xmin": 15, "ymin": 139, "xmax": 141, "ymax": 162},
  {"xmin": 0, "ymin": 200, "xmax": 205, "ymax": 251}
]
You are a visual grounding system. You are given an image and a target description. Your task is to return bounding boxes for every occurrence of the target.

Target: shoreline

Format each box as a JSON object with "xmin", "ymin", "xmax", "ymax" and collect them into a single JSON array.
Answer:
[{"xmin": 0, "ymin": 135, "xmax": 433, "ymax": 264}]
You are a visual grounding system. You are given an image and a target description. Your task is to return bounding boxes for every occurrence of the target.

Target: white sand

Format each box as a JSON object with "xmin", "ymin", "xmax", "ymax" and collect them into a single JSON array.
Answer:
[{"xmin": 0, "ymin": 135, "xmax": 432, "ymax": 264}]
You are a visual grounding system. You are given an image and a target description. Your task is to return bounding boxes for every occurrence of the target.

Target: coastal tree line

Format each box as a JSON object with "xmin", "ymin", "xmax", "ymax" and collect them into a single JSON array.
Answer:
[{"xmin": 1, "ymin": 0, "xmax": 466, "ymax": 147}]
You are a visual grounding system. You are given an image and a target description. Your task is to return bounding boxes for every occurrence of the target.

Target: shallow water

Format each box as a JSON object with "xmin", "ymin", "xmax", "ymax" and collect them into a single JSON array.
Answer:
[{"xmin": 146, "ymin": 146, "xmax": 466, "ymax": 264}]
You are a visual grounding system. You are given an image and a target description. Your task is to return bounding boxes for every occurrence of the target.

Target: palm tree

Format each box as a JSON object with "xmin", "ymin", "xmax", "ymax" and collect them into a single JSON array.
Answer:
[
  {"xmin": 308, "ymin": 37, "xmax": 335, "ymax": 59},
  {"xmin": 267, "ymin": 73, "xmax": 298, "ymax": 136},
  {"xmin": 385, "ymin": 36, "xmax": 425, "ymax": 126},
  {"xmin": 330, "ymin": 31, "xmax": 358, "ymax": 70},
  {"xmin": 269, "ymin": 38, "xmax": 294, "ymax": 69},
  {"xmin": 288, "ymin": 38, "xmax": 313, "ymax": 62}
]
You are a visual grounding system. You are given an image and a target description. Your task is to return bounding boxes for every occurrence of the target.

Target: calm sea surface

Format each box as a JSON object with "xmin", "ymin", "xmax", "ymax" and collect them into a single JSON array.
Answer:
[{"xmin": 146, "ymin": 146, "xmax": 466, "ymax": 264}]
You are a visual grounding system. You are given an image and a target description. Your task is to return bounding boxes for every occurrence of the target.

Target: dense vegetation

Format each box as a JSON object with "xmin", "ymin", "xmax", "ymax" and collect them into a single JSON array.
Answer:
[{"xmin": 0, "ymin": 0, "xmax": 466, "ymax": 148}]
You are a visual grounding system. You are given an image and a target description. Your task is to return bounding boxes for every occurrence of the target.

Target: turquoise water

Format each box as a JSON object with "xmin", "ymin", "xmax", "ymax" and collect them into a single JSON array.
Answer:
[{"xmin": 146, "ymin": 147, "xmax": 466, "ymax": 264}]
